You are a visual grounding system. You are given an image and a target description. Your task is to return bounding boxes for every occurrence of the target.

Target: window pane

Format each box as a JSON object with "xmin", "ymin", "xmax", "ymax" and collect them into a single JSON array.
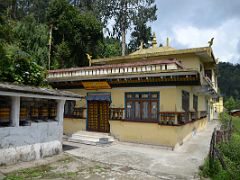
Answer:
[
  {"xmin": 126, "ymin": 101, "xmax": 133, "ymax": 119},
  {"xmin": 135, "ymin": 101, "xmax": 141, "ymax": 119},
  {"xmin": 135, "ymin": 94, "xmax": 140, "ymax": 98},
  {"xmin": 142, "ymin": 101, "xmax": 149, "ymax": 119},
  {"xmin": 141, "ymin": 94, "xmax": 149, "ymax": 98},
  {"xmin": 182, "ymin": 91, "xmax": 189, "ymax": 111},
  {"xmin": 193, "ymin": 95, "xmax": 198, "ymax": 111},
  {"xmin": 126, "ymin": 94, "xmax": 132, "ymax": 99},
  {"xmin": 151, "ymin": 93, "xmax": 158, "ymax": 99},
  {"xmin": 151, "ymin": 102, "xmax": 158, "ymax": 120}
]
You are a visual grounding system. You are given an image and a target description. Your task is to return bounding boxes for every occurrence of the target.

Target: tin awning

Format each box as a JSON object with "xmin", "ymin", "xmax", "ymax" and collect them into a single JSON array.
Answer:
[{"xmin": 86, "ymin": 93, "xmax": 111, "ymax": 102}]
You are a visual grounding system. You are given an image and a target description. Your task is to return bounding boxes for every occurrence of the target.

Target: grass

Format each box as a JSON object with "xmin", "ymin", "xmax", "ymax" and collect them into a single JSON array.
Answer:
[
  {"xmin": 4, "ymin": 165, "xmax": 52, "ymax": 180},
  {"xmin": 4, "ymin": 156, "xmax": 78, "ymax": 180},
  {"xmin": 199, "ymin": 114, "xmax": 240, "ymax": 180}
]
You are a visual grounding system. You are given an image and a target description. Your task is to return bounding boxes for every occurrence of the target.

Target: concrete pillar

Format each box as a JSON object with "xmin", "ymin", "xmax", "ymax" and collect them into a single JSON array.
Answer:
[
  {"xmin": 10, "ymin": 96, "xmax": 20, "ymax": 127},
  {"xmin": 56, "ymin": 100, "xmax": 66, "ymax": 124}
]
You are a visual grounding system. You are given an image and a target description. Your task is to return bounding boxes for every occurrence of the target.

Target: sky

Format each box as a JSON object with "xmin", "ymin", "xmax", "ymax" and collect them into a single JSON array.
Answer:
[{"xmin": 149, "ymin": 0, "xmax": 240, "ymax": 64}]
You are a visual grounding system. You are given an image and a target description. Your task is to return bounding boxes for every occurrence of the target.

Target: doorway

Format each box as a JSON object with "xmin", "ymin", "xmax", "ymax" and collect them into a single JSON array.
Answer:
[{"xmin": 87, "ymin": 101, "xmax": 110, "ymax": 133}]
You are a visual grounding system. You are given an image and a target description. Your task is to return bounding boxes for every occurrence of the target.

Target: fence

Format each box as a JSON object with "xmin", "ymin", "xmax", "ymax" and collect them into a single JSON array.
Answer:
[{"xmin": 209, "ymin": 117, "xmax": 233, "ymax": 171}]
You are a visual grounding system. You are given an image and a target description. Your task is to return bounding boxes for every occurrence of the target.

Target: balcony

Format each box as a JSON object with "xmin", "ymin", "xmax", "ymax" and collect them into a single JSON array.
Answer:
[{"xmin": 47, "ymin": 59, "xmax": 183, "ymax": 81}]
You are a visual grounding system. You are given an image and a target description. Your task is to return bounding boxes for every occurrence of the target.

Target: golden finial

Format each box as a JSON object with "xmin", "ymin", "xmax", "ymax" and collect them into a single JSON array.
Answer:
[
  {"xmin": 86, "ymin": 53, "xmax": 92, "ymax": 66},
  {"xmin": 152, "ymin": 32, "xmax": 157, "ymax": 48},
  {"xmin": 138, "ymin": 41, "xmax": 143, "ymax": 50},
  {"xmin": 166, "ymin": 37, "xmax": 170, "ymax": 47},
  {"xmin": 208, "ymin": 37, "xmax": 214, "ymax": 47}
]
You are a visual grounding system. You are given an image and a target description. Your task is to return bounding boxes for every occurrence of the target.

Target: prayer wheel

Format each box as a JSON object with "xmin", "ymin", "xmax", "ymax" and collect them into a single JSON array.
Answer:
[
  {"xmin": 31, "ymin": 107, "xmax": 39, "ymax": 119},
  {"xmin": 0, "ymin": 107, "xmax": 10, "ymax": 121},
  {"xmin": 39, "ymin": 107, "xmax": 49, "ymax": 119},
  {"xmin": 20, "ymin": 108, "xmax": 28, "ymax": 120},
  {"xmin": 49, "ymin": 107, "xmax": 57, "ymax": 119}
]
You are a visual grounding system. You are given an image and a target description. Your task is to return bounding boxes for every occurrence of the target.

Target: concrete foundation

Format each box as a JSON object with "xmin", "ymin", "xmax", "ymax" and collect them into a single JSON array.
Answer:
[{"xmin": 0, "ymin": 122, "xmax": 62, "ymax": 165}]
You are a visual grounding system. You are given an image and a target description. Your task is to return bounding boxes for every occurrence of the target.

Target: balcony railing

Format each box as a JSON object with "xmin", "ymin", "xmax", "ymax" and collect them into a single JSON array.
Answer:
[
  {"xmin": 110, "ymin": 108, "xmax": 124, "ymax": 120},
  {"xmin": 64, "ymin": 107, "xmax": 86, "ymax": 119},
  {"xmin": 63, "ymin": 107, "xmax": 208, "ymax": 126},
  {"xmin": 48, "ymin": 60, "xmax": 181, "ymax": 80}
]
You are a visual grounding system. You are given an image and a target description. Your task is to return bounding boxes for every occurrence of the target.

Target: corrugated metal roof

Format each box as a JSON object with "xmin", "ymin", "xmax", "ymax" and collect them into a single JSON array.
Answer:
[{"xmin": 0, "ymin": 82, "xmax": 83, "ymax": 99}]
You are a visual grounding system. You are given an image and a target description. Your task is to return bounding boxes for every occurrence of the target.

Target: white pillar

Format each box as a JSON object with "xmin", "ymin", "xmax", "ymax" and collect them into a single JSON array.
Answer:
[
  {"xmin": 11, "ymin": 96, "xmax": 20, "ymax": 127},
  {"xmin": 56, "ymin": 100, "xmax": 66, "ymax": 124}
]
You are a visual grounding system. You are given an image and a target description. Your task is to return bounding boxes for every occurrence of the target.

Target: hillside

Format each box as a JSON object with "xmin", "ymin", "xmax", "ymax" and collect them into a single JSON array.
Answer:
[{"xmin": 218, "ymin": 62, "xmax": 240, "ymax": 100}]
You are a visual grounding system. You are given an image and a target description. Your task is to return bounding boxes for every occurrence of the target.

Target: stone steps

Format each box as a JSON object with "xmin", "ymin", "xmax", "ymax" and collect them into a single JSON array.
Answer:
[{"xmin": 68, "ymin": 131, "xmax": 114, "ymax": 145}]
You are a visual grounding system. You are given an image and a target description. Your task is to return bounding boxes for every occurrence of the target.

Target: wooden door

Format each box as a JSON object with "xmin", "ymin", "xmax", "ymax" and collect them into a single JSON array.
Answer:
[{"xmin": 87, "ymin": 101, "xmax": 110, "ymax": 133}]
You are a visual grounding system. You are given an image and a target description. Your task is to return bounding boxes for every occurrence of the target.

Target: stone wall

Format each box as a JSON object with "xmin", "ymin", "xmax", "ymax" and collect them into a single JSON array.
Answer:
[{"xmin": 0, "ymin": 122, "xmax": 62, "ymax": 165}]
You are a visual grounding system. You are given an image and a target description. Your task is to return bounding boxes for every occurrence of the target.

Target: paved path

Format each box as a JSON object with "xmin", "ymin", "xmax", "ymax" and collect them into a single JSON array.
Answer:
[
  {"xmin": 64, "ymin": 121, "xmax": 218, "ymax": 179},
  {"xmin": 0, "ymin": 173, "xmax": 5, "ymax": 180}
]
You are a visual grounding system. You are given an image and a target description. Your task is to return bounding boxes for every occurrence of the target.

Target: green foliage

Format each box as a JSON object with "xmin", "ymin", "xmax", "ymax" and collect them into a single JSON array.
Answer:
[
  {"xmin": 200, "ymin": 115, "xmax": 240, "ymax": 180},
  {"xmin": 128, "ymin": 25, "xmax": 152, "ymax": 53},
  {"xmin": 0, "ymin": 46, "xmax": 47, "ymax": 86},
  {"xmin": 13, "ymin": 15, "xmax": 49, "ymax": 67},
  {"xmin": 110, "ymin": 0, "xmax": 157, "ymax": 55},
  {"xmin": 224, "ymin": 96, "xmax": 240, "ymax": 112},
  {"xmin": 47, "ymin": 0, "xmax": 103, "ymax": 68},
  {"xmin": 218, "ymin": 62, "xmax": 240, "ymax": 100},
  {"xmin": 101, "ymin": 37, "xmax": 121, "ymax": 58}
]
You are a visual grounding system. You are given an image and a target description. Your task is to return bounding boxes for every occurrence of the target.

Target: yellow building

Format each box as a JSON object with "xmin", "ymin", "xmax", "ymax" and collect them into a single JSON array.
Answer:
[{"xmin": 47, "ymin": 36, "xmax": 219, "ymax": 149}]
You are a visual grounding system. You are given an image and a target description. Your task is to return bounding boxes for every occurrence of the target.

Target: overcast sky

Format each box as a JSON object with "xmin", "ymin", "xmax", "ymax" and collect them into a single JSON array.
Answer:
[{"xmin": 149, "ymin": 0, "xmax": 240, "ymax": 64}]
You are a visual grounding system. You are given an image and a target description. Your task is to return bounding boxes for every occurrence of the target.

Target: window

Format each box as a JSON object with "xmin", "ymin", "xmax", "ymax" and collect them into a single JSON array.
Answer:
[
  {"xmin": 64, "ymin": 100, "xmax": 76, "ymax": 116},
  {"xmin": 205, "ymin": 70, "xmax": 212, "ymax": 80},
  {"xmin": 193, "ymin": 95, "xmax": 198, "ymax": 111},
  {"xmin": 125, "ymin": 92, "xmax": 159, "ymax": 121},
  {"xmin": 182, "ymin": 91, "xmax": 189, "ymax": 112}
]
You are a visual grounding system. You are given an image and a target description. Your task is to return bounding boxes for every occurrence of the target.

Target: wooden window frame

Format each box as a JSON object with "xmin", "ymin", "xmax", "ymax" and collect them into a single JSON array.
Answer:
[
  {"xmin": 125, "ymin": 92, "xmax": 159, "ymax": 122},
  {"xmin": 193, "ymin": 95, "xmax": 198, "ymax": 111},
  {"xmin": 182, "ymin": 90, "xmax": 190, "ymax": 112}
]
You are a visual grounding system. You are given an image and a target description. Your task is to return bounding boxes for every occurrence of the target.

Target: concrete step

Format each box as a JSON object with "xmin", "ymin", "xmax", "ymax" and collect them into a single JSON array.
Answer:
[{"xmin": 68, "ymin": 131, "xmax": 114, "ymax": 145}]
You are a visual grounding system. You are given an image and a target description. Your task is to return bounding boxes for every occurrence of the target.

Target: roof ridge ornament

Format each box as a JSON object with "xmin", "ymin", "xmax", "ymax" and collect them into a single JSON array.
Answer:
[
  {"xmin": 166, "ymin": 37, "xmax": 170, "ymax": 47},
  {"xmin": 152, "ymin": 32, "xmax": 157, "ymax": 48},
  {"xmin": 86, "ymin": 53, "xmax": 92, "ymax": 67},
  {"xmin": 208, "ymin": 37, "xmax": 214, "ymax": 47},
  {"xmin": 138, "ymin": 41, "xmax": 144, "ymax": 50}
]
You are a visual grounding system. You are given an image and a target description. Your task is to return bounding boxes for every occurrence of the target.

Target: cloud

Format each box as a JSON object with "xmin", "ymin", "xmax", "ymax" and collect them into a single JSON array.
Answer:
[
  {"xmin": 150, "ymin": 0, "xmax": 240, "ymax": 64},
  {"xmin": 171, "ymin": 19, "xmax": 240, "ymax": 63}
]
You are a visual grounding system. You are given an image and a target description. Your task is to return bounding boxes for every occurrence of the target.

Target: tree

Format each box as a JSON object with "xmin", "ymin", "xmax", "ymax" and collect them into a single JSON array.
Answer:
[
  {"xmin": 109, "ymin": 0, "xmax": 157, "ymax": 56},
  {"xmin": 128, "ymin": 24, "xmax": 152, "ymax": 53},
  {"xmin": 0, "ymin": 0, "xmax": 49, "ymax": 22},
  {"xmin": 46, "ymin": 0, "xmax": 103, "ymax": 68},
  {"xmin": 13, "ymin": 15, "xmax": 48, "ymax": 67},
  {"xmin": 224, "ymin": 97, "xmax": 240, "ymax": 112},
  {"xmin": 218, "ymin": 62, "xmax": 240, "ymax": 100},
  {"xmin": 101, "ymin": 36, "xmax": 121, "ymax": 58},
  {"xmin": 0, "ymin": 45, "xmax": 47, "ymax": 86}
]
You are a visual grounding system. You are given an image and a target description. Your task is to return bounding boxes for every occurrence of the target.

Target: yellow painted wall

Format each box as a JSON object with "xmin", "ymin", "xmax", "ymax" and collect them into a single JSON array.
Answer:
[
  {"xmin": 213, "ymin": 97, "xmax": 224, "ymax": 113},
  {"xmin": 110, "ymin": 118, "xmax": 208, "ymax": 148},
  {"xmin": 144, "ymin": 54, "xmax": 202, "ymax": 71},
  {"xmin": 63, "ymin": 118, "xmax": 86, "ymax": 135},
  {"xmin": 177, "ymin": 56, "xmax": 201, "ymax": 71},
  {"xmin": 65, "ymin": 86, "xmax": 179, "ymax": 112},
  {"xmin": 63, "ymin": 86, "xmax": 209, "ymax": 146}
]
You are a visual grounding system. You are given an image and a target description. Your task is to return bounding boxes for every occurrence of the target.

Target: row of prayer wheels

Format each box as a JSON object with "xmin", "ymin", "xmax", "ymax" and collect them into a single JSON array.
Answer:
[{"xmin": 0, "ymin": 107, "xmax": 57, "ymax": 121}]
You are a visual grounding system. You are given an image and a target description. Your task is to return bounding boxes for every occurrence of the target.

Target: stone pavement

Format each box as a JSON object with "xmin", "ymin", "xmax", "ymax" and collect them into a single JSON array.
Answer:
[
  {"xmin": 64, "ymin": 121, "xmax": 218, "ymax": 179},
  {"xmin": 0, "ymin": 172, "xmax": 5, "ymax": 180}
]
